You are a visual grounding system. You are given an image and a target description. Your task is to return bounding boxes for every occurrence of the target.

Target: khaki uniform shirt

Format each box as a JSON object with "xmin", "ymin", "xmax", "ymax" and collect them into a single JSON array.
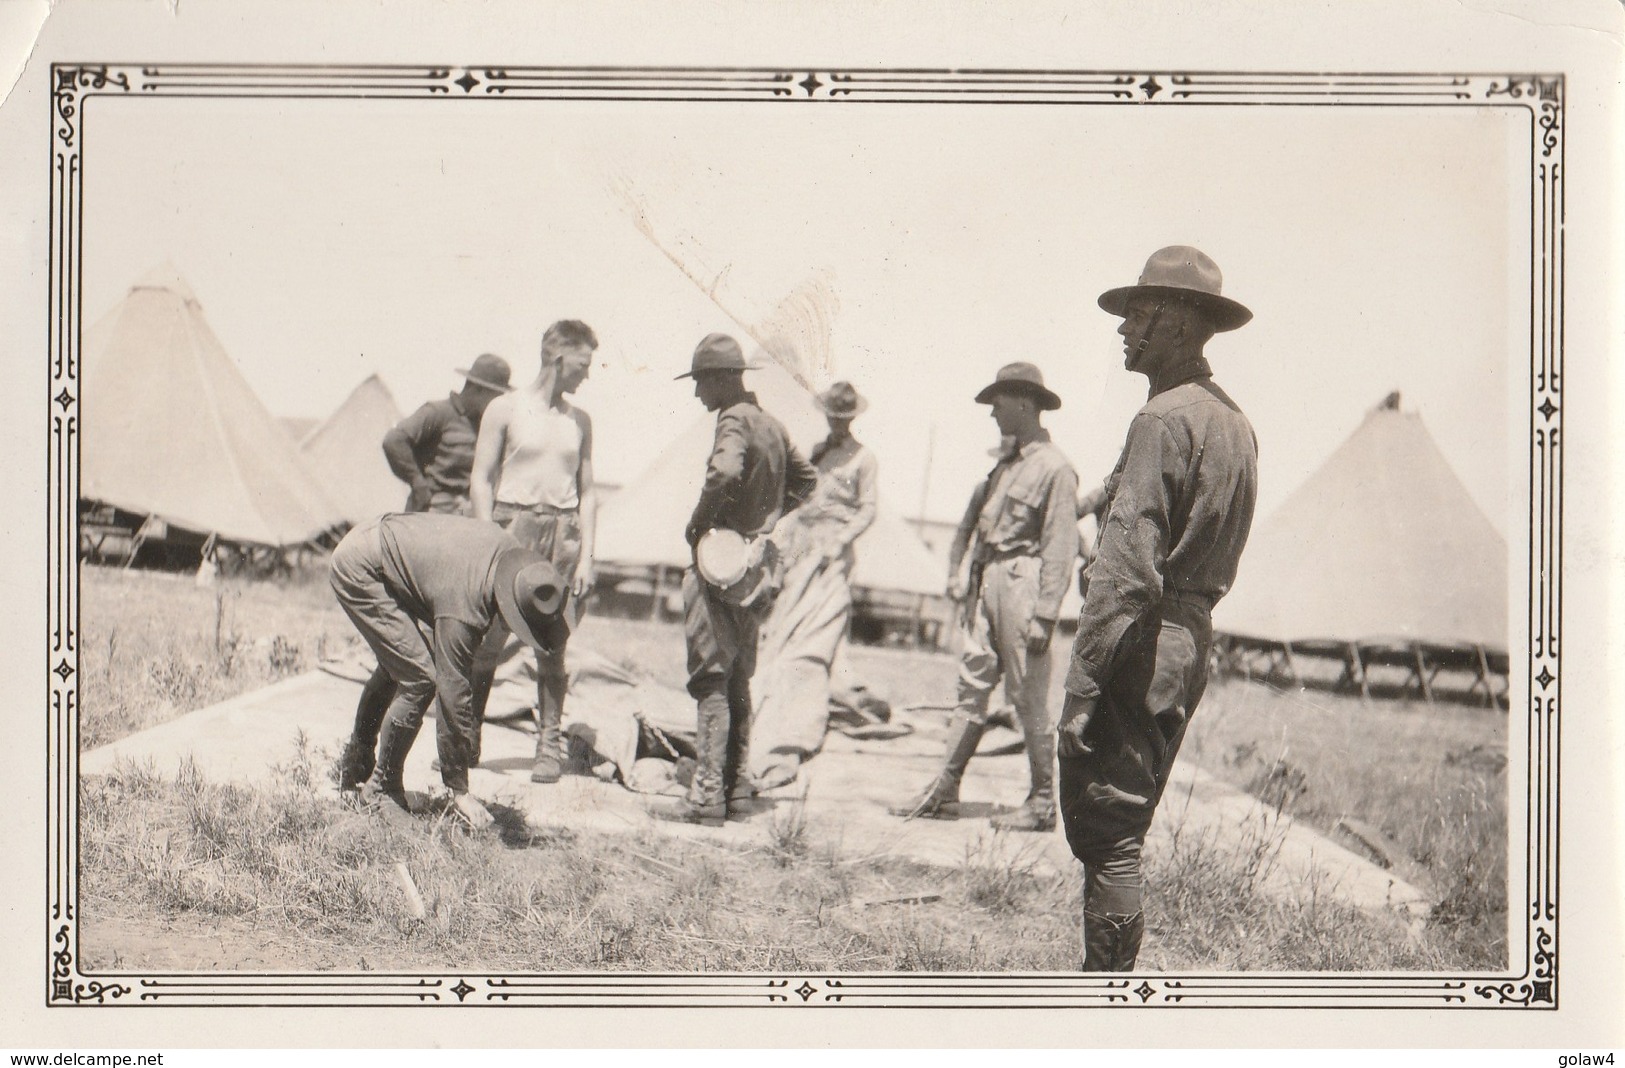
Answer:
[
  {"xmin": 793, "ymin": 436, "xmax": 879, "ymax": 551},
  {"xmin": 382, "ymin": 394, "xmax": 479, "ymax": 509},
  {"xmin": 969, "ymin": 431, "xmax": 1080, "ymax": 623},
  {"xmin": 1065, "ymin": 359, "xmax": 1258, "ymax": 701},
  {"xmin": 688, "ymin": 392, "xmax": 819, "ymax": 540},
  {"xmin": 375, "ymin": 513, "xmax": 518, "ymax": 722}
]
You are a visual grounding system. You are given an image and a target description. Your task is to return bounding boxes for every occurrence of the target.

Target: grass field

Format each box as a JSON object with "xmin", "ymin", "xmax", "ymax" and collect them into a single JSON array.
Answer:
[
  {"xmin": 79, "ymin": 565, "xmax": 356, "ymax": 750},
  {"xmin": 75, "ymin": 563, "xmax": 1510, "ymax": 972}
]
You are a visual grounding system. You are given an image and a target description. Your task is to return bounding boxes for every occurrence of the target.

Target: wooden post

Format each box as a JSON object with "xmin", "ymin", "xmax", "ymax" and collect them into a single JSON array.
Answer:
[
  {"xmin": 1413, "ymin": 644, "xmax": 1434, "ymax": 704},
  {"xmin": 648, "ymin": 566, "xmax": 665, "ymax": 622}
]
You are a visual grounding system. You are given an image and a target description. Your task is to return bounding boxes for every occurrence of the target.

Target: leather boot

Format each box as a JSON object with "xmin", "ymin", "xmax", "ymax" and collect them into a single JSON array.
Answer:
[
  {"xmin": 360, "ymin": 717, "xmax": 420, "ymax": 825},
  {"xmin": 530, "ymin": 670, "xmax": 566, "ymax": 784},
  {"xmin": 888, "ymin": 713, "xmax": 984, "ymax": 819},
  {"xmin": 648, "ymin": 795, "xmax": 727, "ymax": 826},
  {"xmin": 723, "ymin": 674, "xmax": 754, "ymax": 812},
  {"xmin": 337, "ymin": 668, "xmax": 393, "ymax": 788},
  {"xmin": 991, "ymin": 725, "xmax": 1056, "ymax": 831},
  {"xmin": 688, "ymin": 691, "xmax": 731, "ymax": 809},
  {"xmin": 1081, "ymin": 910, "xmax": 1145, "ymax": 972},
  {"xmin": 336, "ymin": 735, "xmax": 376, "ymax": 792},
  {"xmin": 653, "ymin": 692, "xmax": 728, "ymax": 826}
]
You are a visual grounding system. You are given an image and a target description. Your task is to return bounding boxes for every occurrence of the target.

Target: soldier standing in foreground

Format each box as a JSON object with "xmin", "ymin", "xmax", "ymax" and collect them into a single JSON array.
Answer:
[{"xmin": 1058, "ymin": 246, "xmax": 1258, "ymax": 971}]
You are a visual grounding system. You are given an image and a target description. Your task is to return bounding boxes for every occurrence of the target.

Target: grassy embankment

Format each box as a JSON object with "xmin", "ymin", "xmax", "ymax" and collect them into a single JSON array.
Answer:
[{"xmin": 77, "ymin": 564, "xmax": 1507, "ymax": 972}]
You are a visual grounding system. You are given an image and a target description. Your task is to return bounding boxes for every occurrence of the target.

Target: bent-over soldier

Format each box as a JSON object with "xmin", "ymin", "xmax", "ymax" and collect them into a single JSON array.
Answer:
[
  {"xmin": 891, "ymin": 362, "xmax": 1079, "ymax": 832},
  {"xmin": 652, "ymin": 333, "xmax": 818, "ymax": 825},
  {"xmin": 1058, "ymin": 246, "xmax": 1258, "ymax": 971},
  {"xmin": 332, "ymin": 513, "xmax": 563, "ymax": 830}
]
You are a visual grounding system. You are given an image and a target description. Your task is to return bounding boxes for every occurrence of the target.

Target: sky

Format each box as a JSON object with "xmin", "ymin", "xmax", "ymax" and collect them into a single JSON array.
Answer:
[{"xmin": 80, "ymin": 94, "xmax": 1524, "ymax": 530}]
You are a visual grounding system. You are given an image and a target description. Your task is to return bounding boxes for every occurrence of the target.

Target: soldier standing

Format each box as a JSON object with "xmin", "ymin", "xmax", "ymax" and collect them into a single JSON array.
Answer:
[
  {"xmin": 468, "ymin": 320, "xmax": 599, "ymax": 783},
  {"xmin": 891, "ymin": 362, "xmax": 1079, "ymax": 832},
  {"xmin": 1058, "ymin": 246, "xmax": 1258, "ymax": 971},
  {"xmin": 382, "ymin": 354, "xmax": 512, "ymax": 515},
  {"xmin": 651, "ymin": 334, "xmax": 818, "ymax": 825}
]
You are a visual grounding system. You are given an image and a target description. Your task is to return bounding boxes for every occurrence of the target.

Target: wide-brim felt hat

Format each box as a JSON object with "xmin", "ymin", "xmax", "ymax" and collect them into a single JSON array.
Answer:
[
  {"xmin": 494, "ymin": 550, "xmax": 569, "ymax": 653},
  {"xmin": 675, "ymin": 332, "xmax": 756, "ymax": 380},
  {"xmin": 1097, "ymin": 245, "xmax": 1252, "ymax": 332},
  {"xmin": 818, "ymin": 380, "xmax": 868, "ymax": 419},
  {"xmin": 455, "ymin": 352, "xmax": 514, "ymax": 392},
  {"xmin": 974, "ymin": 361, "xmax": 1061, "ymax": 411}
]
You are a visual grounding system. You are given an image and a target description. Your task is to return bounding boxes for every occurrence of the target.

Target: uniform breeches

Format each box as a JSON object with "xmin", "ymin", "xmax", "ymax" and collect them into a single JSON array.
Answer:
[{"xmin": 1059, "ymin": 599, "xmax": 1212, "ymax": 912}]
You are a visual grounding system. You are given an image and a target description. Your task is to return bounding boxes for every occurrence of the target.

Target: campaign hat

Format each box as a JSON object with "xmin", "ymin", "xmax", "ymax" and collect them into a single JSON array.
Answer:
[
  {"xmin": 1097, "ymin": 245, "xmax": 1252, "ymax": 332},
  {"xmin": 494, "ymin": 550, "xmax": 568, "ymax": 653},
  {"xmin": 974, "ymin": 361, "xmax": 1061, "ymax": 411},
  {"xmin": 455, "ymin": 353, "xmax": 514, "ymax": 392},
  {"xmin": 675, "ymin": 333, "xmax": 752, "ymax": 380}
]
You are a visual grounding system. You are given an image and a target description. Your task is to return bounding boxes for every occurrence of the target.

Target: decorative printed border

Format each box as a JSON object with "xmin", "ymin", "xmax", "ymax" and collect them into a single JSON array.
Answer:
[{"xmin": 45, "ymin": 65, "xmax": 1562, "ymax": 1008}]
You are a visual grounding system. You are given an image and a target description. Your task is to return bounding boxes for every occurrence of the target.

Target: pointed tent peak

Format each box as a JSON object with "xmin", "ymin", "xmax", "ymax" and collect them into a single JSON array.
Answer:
[
  {"xmin": 1214, "ymin": 389, "xmax": 1507, "ymax": 652},
  {"xmin": 302, "ymin": 373, "xmax": 406, "ymax": 448},
  {"xmin": 340, "ymin": 372, "xmax": 401, "ymax": 413},
  {"xmin": 82, "ymin": 265, "xmax": 344, "ymax": 546},
  {"xmin": 1378, "ymin": 390, "xmax": 1402, "ymax": 411},
  {"xmin": 299, "ymin": 374, "xmax": 408, "ymax": 525},
  {"xmin": 131, "ymin": 262, "xmax": 199, "ymax": 305}
]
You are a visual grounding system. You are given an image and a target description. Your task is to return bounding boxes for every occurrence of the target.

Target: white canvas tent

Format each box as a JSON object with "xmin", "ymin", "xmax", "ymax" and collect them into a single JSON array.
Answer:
[
  {"xmin": 298, "ymin": 374, "xmax": 407, "ymax": 526},
  {"xmin": 80, "ymin": 265, "xmax": 344, "ymax": 548},
  {"xmin": 1213, "ymin": 393, "xmax": 1508, "ymax": 702}
]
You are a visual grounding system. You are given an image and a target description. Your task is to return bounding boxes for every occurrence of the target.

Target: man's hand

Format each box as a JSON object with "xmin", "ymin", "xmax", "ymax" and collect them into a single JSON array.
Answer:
[
  {"xmin": 947, "ymin": 574, "xmax": 967, "ymax": 601},
  {"xmin": 407, "ymin": 478, "xmax": 434, "ymax": 512},
  {"xmin": 572, "ymin": 558, "xmax": 596, "ymax": 599},
  {"xmin": 1026, "ymin": 616, "xmax": 1055, "ymax": 655},
  {"xmin": 1057, "ymin": 692, "xmax": 1098, "ymax": 759}
]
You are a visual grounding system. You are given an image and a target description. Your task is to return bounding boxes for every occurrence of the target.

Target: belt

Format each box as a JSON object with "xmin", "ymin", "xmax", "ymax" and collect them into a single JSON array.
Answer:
[
  {"xmin": 980, "ymin": 546, "xmax": 1039, "ymax": 565},
  {"xmin": 495, "ymin": 502, "xmax": 579, "ymax": 517}
]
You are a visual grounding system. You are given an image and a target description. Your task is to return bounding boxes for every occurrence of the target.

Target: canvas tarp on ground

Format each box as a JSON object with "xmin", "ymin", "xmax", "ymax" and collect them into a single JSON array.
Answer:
[
  {"xmin": 594, "ymin": 356, "xmax": 945, "ymax": 598},
  {"xmin": 298, "ymin": 373, "xmax": 407, "ymax": 527},
  {"xmin": 1214, "ymin": 395, "xmax": 1508, "ymax": 653},
  {"xmin": 81, "ymin": 264, "xmax": 345, "ymax": 547}
]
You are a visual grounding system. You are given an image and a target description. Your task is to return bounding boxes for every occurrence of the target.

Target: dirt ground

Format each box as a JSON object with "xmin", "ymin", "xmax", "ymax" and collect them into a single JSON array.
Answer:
[{"xmin": 74, "ymin": 572, "xmax": 1505, "ymax": 972}]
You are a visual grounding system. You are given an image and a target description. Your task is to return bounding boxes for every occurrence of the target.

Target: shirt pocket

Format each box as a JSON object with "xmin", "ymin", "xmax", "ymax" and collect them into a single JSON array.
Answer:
[{"xmin": 995, "ymin": 479, "xmax": 1045, "ymax": 542}]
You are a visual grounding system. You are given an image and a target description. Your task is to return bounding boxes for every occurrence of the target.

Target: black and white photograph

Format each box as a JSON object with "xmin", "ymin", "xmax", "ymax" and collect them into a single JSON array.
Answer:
[{"xmin": 1, "ymin": 0, "xmax": 1621, "ymax": 1052}]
